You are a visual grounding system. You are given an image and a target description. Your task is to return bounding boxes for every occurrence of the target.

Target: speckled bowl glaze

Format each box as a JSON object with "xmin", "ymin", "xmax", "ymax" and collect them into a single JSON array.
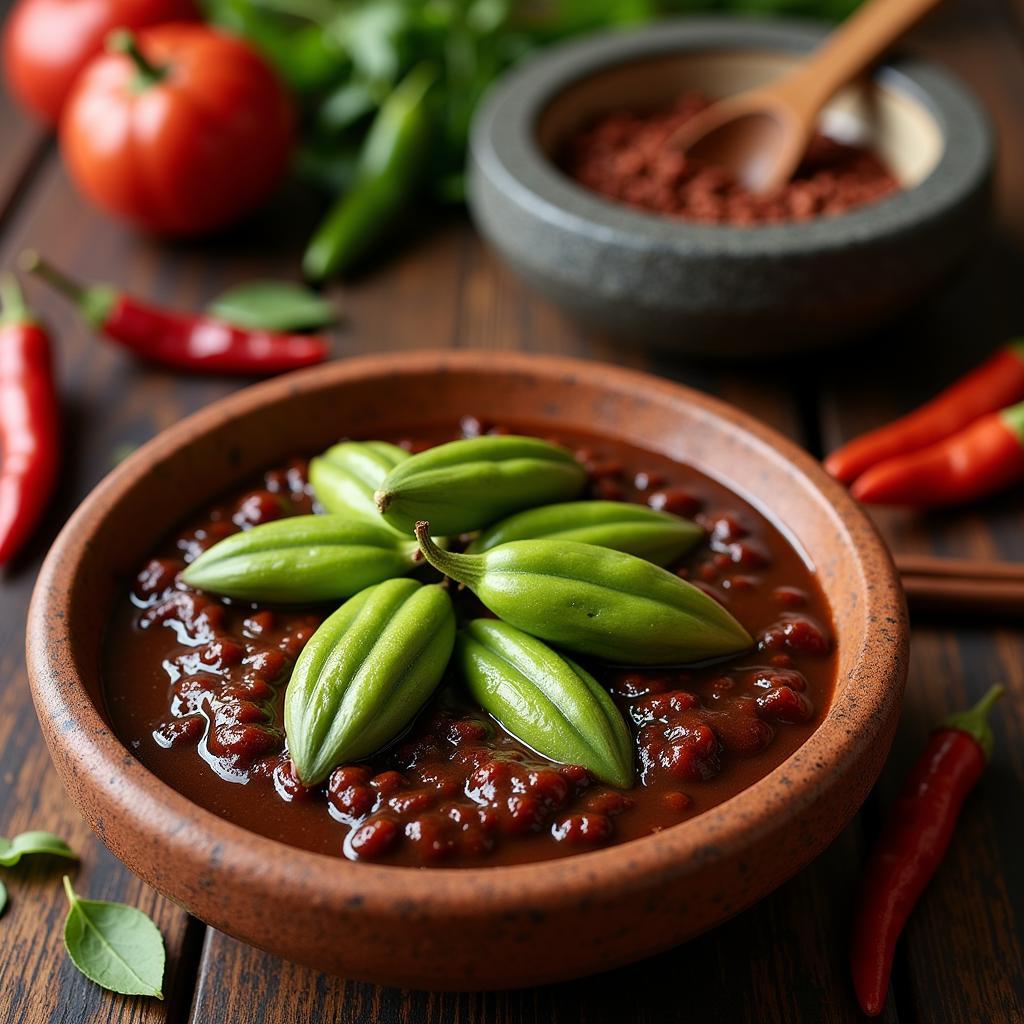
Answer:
[
  {"xmin": 27, "ymin": 351, "xmax": 907, "ymax": 990},
  {"xmin": 468, "ymin": 18, "xmax": 992, "ymax": 355}
]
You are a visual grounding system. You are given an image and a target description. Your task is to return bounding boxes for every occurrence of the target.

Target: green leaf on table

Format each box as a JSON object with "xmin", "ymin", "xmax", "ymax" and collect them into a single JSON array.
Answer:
[
  {"xmin": 207, "ymin": 281, "xmax": 338, "ymax": 332},
  {"xmin": 0, "ymin": 831, "xmax": 76, "ymax": 867},
  {"xmin": 62, "ymin": 877, "xmax": 165, "ymax": 999}
]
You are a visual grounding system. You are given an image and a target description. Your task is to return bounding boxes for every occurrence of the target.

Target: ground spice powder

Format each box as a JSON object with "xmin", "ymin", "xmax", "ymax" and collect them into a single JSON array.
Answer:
[{"xmin": 562, "ymin": 92, "xmax": 901, "ymax": 225}]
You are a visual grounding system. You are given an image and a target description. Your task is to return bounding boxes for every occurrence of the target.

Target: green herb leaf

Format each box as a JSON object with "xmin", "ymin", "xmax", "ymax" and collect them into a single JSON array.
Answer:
[
  {"xmin": 0, "ymin": 880, "xmax": 7, "ymax": 918},
  {"xmin": 62, "ymin": 877, "xmax": 165, "ymax": 999},
  {"xmin": 204, "ymin": 0, "xmax": 343, "ymax": 95},
  {"xmin": 329, "ymin": 1, "xmax": 410, "ymax": 84},
  {"xmin": 0, "ymin": 831, "xmax": 77, "ymax": 867},
  {"xmin": 207, "ymin": 281, "xmax": 338, "ymax": 332},
  {"xmin": 317, "ymin": 80, "xmax": 379, "ymax": 132}
]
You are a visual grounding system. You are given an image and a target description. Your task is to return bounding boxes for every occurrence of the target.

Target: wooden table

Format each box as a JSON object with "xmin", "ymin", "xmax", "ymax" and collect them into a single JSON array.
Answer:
[{"xmin": 1, "ymin": 1, "xmax": 1022, "ymax": 1020}]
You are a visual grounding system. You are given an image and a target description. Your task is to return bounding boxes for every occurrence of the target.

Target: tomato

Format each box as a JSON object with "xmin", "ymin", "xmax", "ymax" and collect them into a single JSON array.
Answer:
[
  {"xmin": 59, "ymin": 24, "xmax": 294, "ymax": 237},
  {"xmin": 2, "ymin": 0, "xmax": 198, "ymax": 125}
]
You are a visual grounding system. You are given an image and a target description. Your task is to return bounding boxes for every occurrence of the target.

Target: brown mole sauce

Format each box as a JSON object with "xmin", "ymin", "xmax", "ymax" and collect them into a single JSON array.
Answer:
[{"xmin": 102, "ymin": 420, "xmax": 836, "ymax": 868}]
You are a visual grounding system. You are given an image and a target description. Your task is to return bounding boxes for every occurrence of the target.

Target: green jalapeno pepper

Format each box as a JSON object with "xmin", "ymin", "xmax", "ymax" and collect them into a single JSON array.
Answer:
[
  {"xmin": 468, "ymin": 499, "xmax": 703, "ymax": 565},
  {"xmin": 457, "ymin": 619, "xmax": 634, "ymax": 788},
  {"xmin": 416, "ymin": 523, "xmax": 751, "ymax": 665},
  {"xmin": 181, "ymin": 515, "xmax": 420, "ymax": 603},
  {"xmin": 303, "ymin": 63, "xmax": 436, "ymax": 281},
  {"xmin": 310, "ymin": 440, "xmax": 409, "ymax": 521},
  {"xmin": 376, "ymin": 434, "xmax": 586, "ymax": 536},
  {"xmin": 285, "ymin": 578, "xmax": 456, "ymax": 785}
]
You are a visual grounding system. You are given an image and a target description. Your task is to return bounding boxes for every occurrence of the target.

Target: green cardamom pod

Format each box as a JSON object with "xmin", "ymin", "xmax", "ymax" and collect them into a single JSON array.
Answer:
[
  {"xmin": 415, "ymin": 523, "xmax": 751, "ymax": 665},
  {"xmin": 468, "ymin": 500, "xmax": 703, "ymax": 565},
  {"xmin": 285, "ymin": 578, "xmax": 456, "ymax": 784},
  {"xmin": 457, "ymin": 619, "xmax": 633, "ymax": 788},
  {"xmin": 375, "ymin": 435, "xmax": 586, "ymax": 536},
  {"xmin": 310, "ymin": 440, "xmax": 409, "ymax": 520},
  {"xmin": 181, "ymin": 515, "xmax": 420, "ymax": 603}
]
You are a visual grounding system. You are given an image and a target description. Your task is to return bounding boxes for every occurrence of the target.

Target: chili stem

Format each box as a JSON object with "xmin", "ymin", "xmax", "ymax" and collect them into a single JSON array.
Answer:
[
  {"xmin": 414, "ymin": 521, "xmax": 483, "ymax": 586},
  {"xmin": 942, "ymin": 684, "xmax": 1004, "ymax": 759},
  {"xmin": 0, "ymin": 274, "xmax": 31, "ymax": 326},
  {"xmin": 20, "ymin": 251, "xmax": 115, "ymax": 327},
  {"xmin": 1000, "ymin": 402, "xmax": 1024, "ymax": 445},
  {"xmin": 19, "ymin": 251, "xmax": 86, "ymax": 304}
]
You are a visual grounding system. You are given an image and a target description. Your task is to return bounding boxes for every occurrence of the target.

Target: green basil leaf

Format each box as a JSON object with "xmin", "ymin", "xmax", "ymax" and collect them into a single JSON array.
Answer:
[
  {"xmin": 0, "ymin": 879, "xmax": 7, "ymax": 918},
  {"xmin": 62, "ymin": 877, "xmax": 165, "ymax": 999},
  {"xmin": 0, "ymin": 831, "xmax": 76, "ymax": 867},
  {"xmin": 204, "ymin": 0, "xmax": 342, "ymax": 95},
  {"xmin": 207, "ymin": 281, "xmax": 338, "ymax": 332}
]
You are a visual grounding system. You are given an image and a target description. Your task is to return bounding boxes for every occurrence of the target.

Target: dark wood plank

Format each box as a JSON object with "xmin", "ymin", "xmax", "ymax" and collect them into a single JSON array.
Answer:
[
  {"xmin": 818, "ymin": 1, "xmax": 1024, "ymax": 1020},
  {"xmin": 0, "ymin": 92, "xmax": 49, "ymax": 228}
]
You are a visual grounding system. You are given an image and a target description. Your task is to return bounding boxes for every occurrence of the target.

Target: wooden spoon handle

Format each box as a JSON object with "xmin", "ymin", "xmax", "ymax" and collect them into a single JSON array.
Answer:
[{"xmin": 774, "ymin": 0, "xmax": 944, "ymax": 114}]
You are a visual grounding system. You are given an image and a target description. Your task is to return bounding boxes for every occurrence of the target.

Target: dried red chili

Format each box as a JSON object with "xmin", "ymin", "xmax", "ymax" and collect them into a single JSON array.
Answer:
[
  {"xmin": 851, "ymin": 400, "xmax": 1024, "ymax": 506},
  {"xmin": 826, "ymin": 341, "xmax": 1024, "ymax": 485},
  {"xmin": 22, "ymin": 252, "xmax": 328, "ymax": 376},
  {"xmin": 850, "ymin": 686, "xmax": 1004, "ymax": 1017},
  {"xmin": 563, "ymin": 92, "xmax": 900, "ymax": 225},
  {"xmin": 0, "ymin": 274, "xmax": 59, "ymax": 566}
]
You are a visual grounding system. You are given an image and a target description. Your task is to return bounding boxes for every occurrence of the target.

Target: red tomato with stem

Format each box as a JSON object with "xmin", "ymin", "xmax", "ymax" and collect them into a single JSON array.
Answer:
[
  {"xmin": 59, "ymin": 24, "xmax": 294, "ymax": 236},
  {"xmin": 2, "ymin": 0, "xmax": 198, "ymax": 125}
]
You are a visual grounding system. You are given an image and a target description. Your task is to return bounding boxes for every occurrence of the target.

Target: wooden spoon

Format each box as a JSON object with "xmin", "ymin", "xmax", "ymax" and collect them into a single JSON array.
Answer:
[{"xmin": 667, "ymin": 0, "xmax": 943, "ymax": 194}]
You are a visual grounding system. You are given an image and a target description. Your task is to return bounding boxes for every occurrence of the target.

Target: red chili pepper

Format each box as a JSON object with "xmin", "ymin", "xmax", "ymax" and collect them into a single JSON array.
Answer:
[
  {"xmin": 22, "ymin": 252, "xmax": 328, "ymax": 376},
  {"xmin": 825, "ymin": 342, "xmax": 1024, "ymax": 485},
  {"xmin": 850, "ymin": 401, "xmax": 1024, "ymax": 506},
  {"xmin": 0, "ymin": 274, "xmax": 59, "ymax": 567},
  {"xmin": 850, "ymin": 685, "xmax": 1004, "ymax": 1017}
]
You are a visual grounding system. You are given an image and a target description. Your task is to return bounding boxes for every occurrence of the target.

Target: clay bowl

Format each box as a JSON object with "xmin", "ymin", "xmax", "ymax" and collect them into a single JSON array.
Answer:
[
  {"xmin": 27, "ymin": 351, "xmax": 907, "ymax": 990},
  {"xmin": 468, "ymin": 17, "xmax": 992, "ymax": 355}
]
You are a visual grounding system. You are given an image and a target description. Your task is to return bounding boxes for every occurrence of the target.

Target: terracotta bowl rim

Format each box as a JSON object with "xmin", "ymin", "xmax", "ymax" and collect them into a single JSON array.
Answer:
[{"xmin": 27, "ymin": 349, "xmax": 906, "ymax": 913}]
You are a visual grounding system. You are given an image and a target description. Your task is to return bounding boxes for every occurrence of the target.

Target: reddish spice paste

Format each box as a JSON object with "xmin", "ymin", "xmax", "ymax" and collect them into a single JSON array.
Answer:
[{"xmin": 563, "ymin": 92, "xmax": 901, "ymax": 225}]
